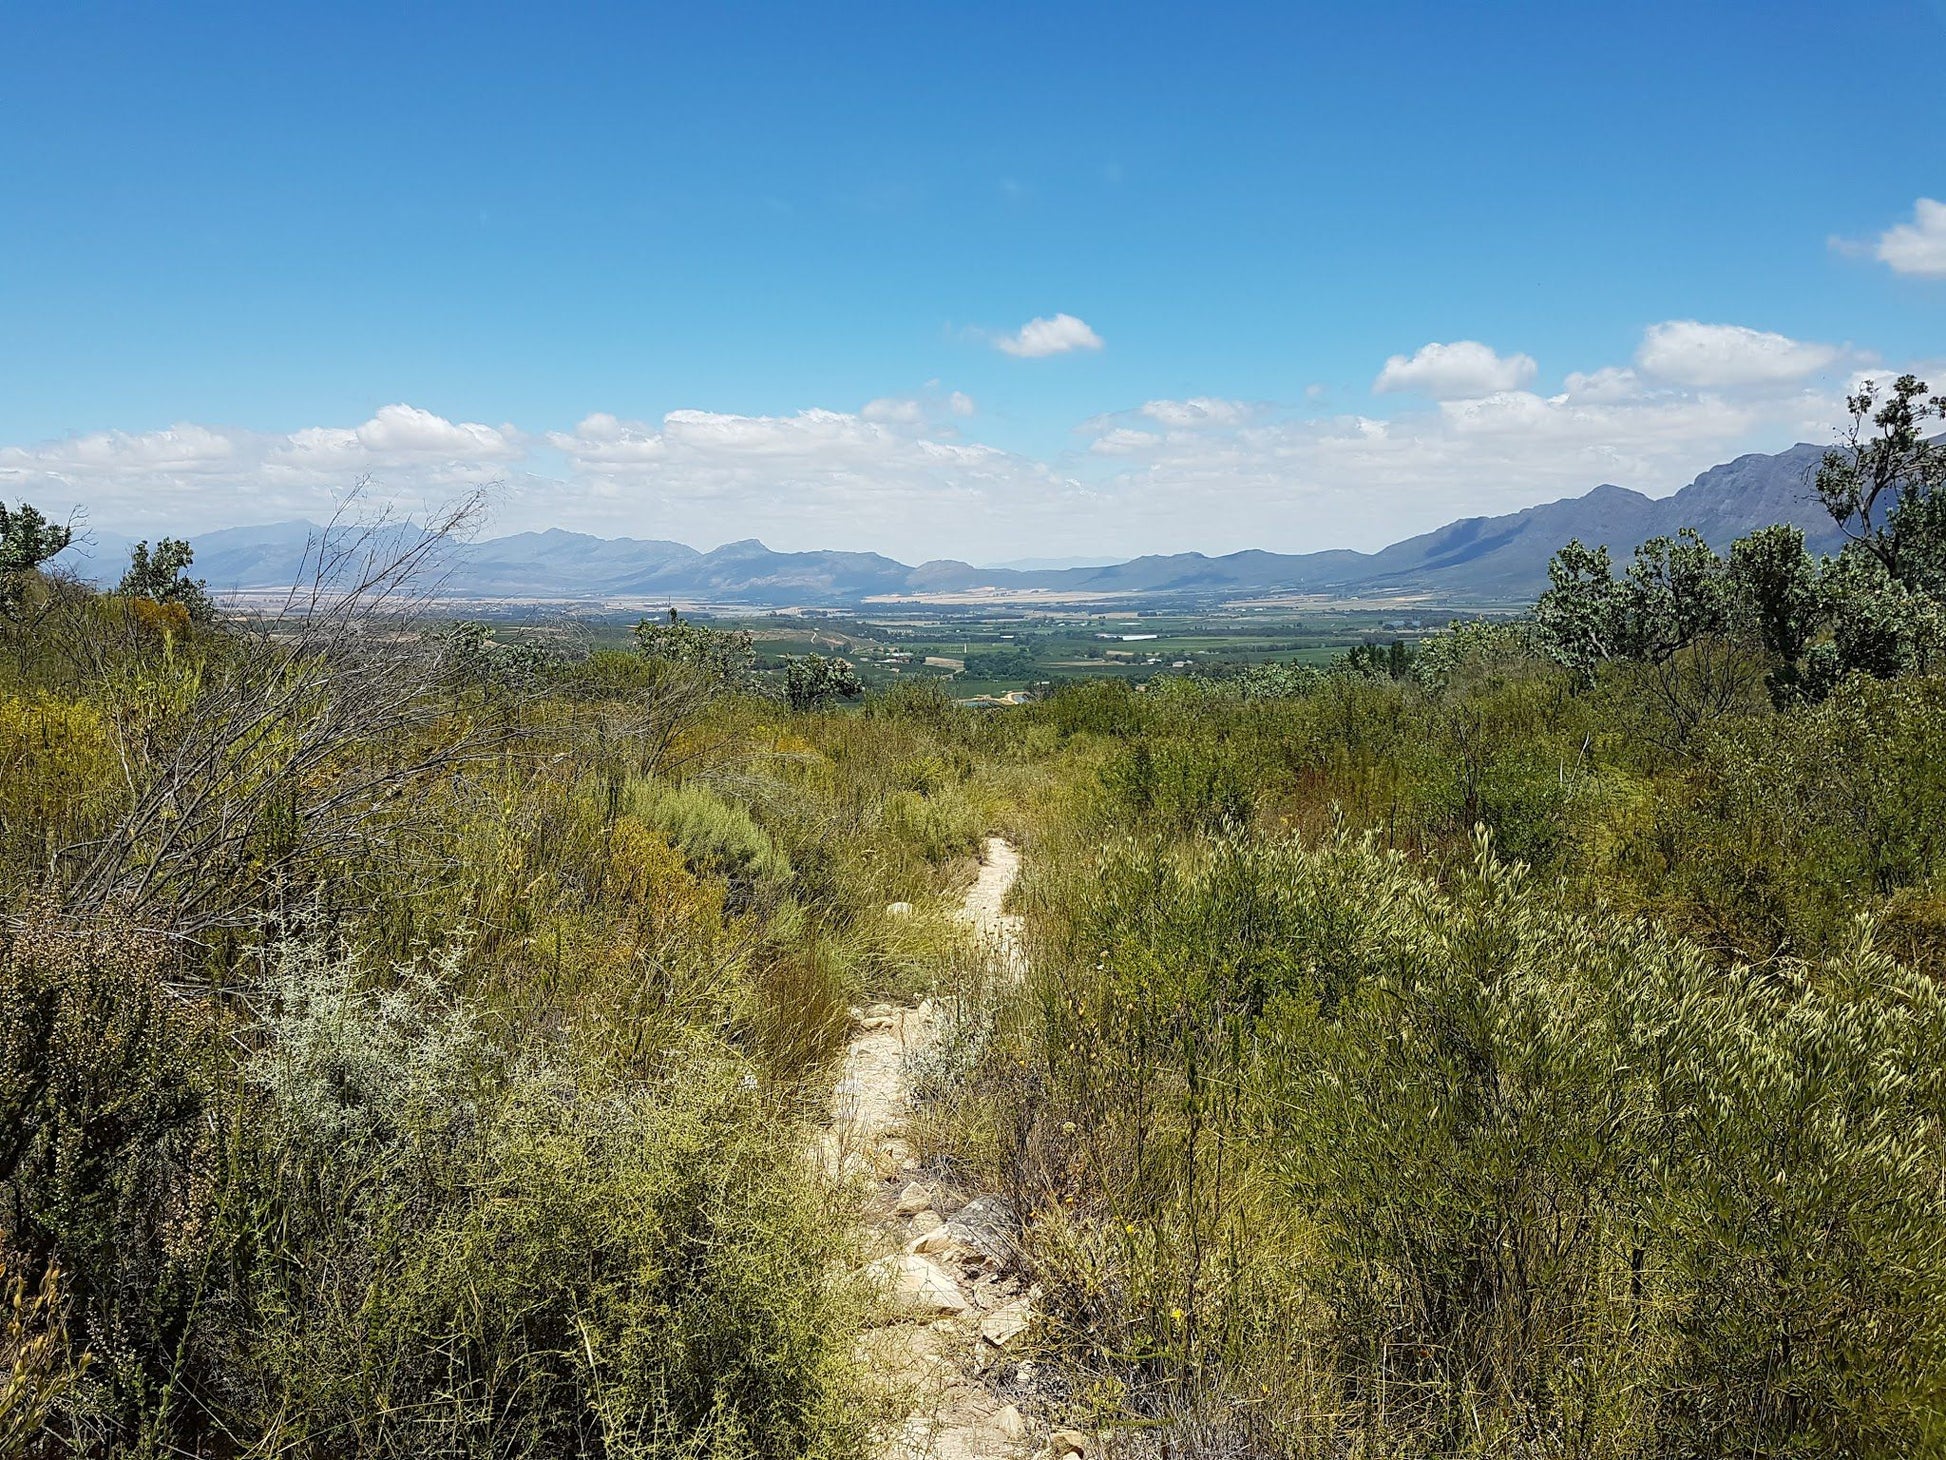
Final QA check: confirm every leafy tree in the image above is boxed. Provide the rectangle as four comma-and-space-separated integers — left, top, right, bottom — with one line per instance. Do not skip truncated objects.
1820, 551, 1945, 684
1815, 374, 1946, 591
1725, 524, 1822, 702
0, 501, 74, 617
1725, 524, 1819, 662
1613, 529, 1730, 662
1222, 659, 1325, 699
781, 652, 862, 712
438, 621, 562, 689
632, 608, 755, 689
119, 537, 215, 623
1534, 530, 1730, 675
1337, 640, 1414, 679
1531, 539, 1619, 678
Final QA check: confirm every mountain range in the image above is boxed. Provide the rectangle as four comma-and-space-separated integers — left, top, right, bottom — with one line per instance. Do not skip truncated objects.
53, 441, 1843, 608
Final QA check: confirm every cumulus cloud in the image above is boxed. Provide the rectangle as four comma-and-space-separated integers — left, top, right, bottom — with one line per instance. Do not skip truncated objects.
1373, 341, 1538, 399
1635, 320, 1838, 387
0, 405, 521, 531
861, 397, 925, 425
994, 313, 1104, 358
2, 325, 1902, 565
542, 405, 1082, 553
1560, 366, 1643, 402
1090, 428, 1163, 455
861, 391, 976, 427
1871, 198, 1946, 279
1139, 397, 1253, 428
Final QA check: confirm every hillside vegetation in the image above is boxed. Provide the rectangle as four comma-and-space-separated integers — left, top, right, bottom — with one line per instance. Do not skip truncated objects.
4, 377, 1946, 1457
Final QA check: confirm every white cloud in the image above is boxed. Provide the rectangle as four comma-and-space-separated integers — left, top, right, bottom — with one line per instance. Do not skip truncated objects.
1090, 428, 1162, 455
993, 313, 1104, 358
1635, 320, 1838, 387
3, 335, 1914, 564
1873, 198, 1946, 279
1373, 340, 1537, 399
542, 406, 1081, 553
1561, 366, 1643, 402
1139, 397, 1253, 428
860, 391, 977, 427
861, 397, 925, 425
0, 406, 521, 532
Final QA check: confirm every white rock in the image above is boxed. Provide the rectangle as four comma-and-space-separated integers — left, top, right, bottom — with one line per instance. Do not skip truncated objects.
895, 1181, 933, 1215
909, 1208, 945, 1236
886, 901, 914, 917
993, 1404, 1026, 1440
868, 1253, 968, 1315
980, 1295, 1033, 1348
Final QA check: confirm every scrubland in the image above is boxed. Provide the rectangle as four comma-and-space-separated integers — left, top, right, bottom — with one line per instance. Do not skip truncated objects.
7, 391, 1946, 1457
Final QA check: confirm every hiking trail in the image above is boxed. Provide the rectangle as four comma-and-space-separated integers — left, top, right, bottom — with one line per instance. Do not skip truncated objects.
819, 837, 1054, 1460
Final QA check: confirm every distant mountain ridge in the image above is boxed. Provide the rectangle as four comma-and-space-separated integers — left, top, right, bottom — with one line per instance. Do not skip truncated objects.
53, 441, 1844, 607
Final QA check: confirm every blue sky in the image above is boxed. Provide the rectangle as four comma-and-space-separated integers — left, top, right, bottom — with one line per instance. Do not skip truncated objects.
4, 0, 1943, 561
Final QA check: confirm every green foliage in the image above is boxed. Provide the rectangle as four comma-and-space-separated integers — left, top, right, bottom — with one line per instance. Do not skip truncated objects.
782, 652, 863, 712
1033, 676, 1144, 738
1098, 738, 1254, 835
201, 943, 867, 1459
1334, 639, 1414, 679
863, 676, 957, 727
439, 619, 565, 688
633, 608, 756, 689
626, 775, 793, 888
117, 538, 214, 624
1410, 616, 1545, 694
990, 831, 1946, 1454
0, 904, 211, 1444
962, 647, 1036, 679
1534, 529, 1732, 675
1815, 373, 1946, 591
0, 502, 73, 618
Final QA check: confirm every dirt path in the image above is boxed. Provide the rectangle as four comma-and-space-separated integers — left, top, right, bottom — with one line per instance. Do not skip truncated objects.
820, 837, 1034, 1460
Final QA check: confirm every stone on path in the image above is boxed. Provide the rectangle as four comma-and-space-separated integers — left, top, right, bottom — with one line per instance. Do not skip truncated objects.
868, 1252, 969, 1316
895, 1181, 933, 1215
980, 1295, 1033, 1349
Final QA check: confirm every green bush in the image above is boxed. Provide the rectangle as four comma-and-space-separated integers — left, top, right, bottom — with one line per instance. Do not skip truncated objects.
204, 943, 867, 1460
625, 775, 792, 889
990, 831, 1946, 1454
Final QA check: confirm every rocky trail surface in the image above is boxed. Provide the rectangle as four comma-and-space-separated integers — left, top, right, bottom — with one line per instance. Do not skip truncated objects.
817, 838, 1091, 1460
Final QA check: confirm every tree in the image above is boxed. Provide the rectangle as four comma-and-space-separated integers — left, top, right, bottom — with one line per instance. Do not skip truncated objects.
1815, 374, 1946, 591
119, 537, 215, 623
632, 608, 755, 689
1531, 540, 1622, 678
1533, 531, 1730, 676
781, 653, 862, 712
0, 501, 74, 617
438, 621, 562, 691
1725, 524, 1822, 703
